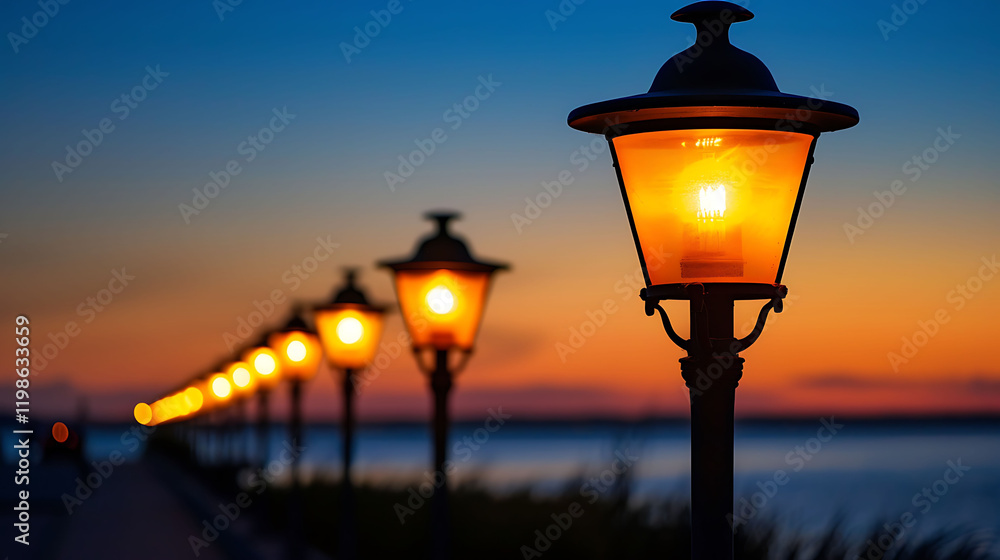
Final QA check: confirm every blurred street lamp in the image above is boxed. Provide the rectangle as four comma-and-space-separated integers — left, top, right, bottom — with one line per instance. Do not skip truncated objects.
134, 403, 153, 426
269, 310, 322, 560
566, 3, 858, 558
314, 268, 387, 560
243, 342, 283, 467
227, 361, 256, 464
379, 212, 508, 560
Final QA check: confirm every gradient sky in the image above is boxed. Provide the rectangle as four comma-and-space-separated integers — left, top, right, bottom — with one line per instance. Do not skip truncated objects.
2, 0, 999, 421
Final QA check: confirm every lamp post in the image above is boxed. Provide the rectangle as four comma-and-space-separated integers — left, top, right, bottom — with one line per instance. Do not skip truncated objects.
207, 370, 234, 465
379, 212, 508, 560
566, 3, 857, 559
243, 342, 282, 468
314, 268, 387, 560
227, 361, 257, 465
269, 310, 322, 560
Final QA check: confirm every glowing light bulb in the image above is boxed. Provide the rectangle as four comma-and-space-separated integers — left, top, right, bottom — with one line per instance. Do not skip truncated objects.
134, 403, 152, 425
426, 285, 455, 314
286, 340, 307, 362
232, 367, 251, 388
254, 352, 276, 375
212, 376, 232, 398
698, 185, 726, 221
337, 317, 364, 344
184, 387, 203, 412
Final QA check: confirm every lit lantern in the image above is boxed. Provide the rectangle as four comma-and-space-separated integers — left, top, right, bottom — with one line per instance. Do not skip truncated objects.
134, 402, 153, 425
567, 5, 858, 296
182, 385, 205, 415
314, 269, 387, 371
379, 213, 508, 352
210, 372, 233, 402
227, 361, 257, 396
268, 311, 322, 382
243, 344, 282, 390
565, 4, 858, 560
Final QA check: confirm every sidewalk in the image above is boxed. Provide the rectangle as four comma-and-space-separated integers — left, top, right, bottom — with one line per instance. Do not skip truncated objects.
52, 462, 230, 560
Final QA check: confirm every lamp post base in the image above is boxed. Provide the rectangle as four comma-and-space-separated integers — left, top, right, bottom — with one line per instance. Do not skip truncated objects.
682, 355, 743, 560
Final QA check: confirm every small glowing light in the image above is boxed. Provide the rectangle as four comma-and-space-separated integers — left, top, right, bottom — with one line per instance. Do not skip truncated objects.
426, 285, 455, 314
254, 352, 276, 375
695, 137, 722, 148
336, 317, 364, 344
212, 376, 232, 398
52, 422, 69, 443
184, 387, 204, 412
698, 185, 726, 220
286, 340, 307, 362
134, 403, 153, 425
232, 367, 252, 388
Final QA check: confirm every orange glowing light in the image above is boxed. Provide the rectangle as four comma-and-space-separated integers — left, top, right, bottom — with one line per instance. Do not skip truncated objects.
52, 422, 69, 443
244, 346, 282, 390
269, 329, 322, 382
211, 374, 232, 399
227, 361, 256, 394
612, 128, 813, 284
134, 403, 153, 425
315, 307, 385, 370
393, 269, 492, 350
183, 386, 204, 414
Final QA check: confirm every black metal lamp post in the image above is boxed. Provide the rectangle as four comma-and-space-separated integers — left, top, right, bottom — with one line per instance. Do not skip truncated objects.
379, 212, 508, 560
566, 3, 858, 559
314, 269, 388, 560
269, 310, 322, 560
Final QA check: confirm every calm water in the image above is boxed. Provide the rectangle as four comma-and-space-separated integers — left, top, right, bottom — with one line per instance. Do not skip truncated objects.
12, 418, 1000, 545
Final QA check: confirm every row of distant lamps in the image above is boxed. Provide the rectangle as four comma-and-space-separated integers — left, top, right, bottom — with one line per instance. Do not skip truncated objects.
133, 212, 506, 560
134, 211, 505, 428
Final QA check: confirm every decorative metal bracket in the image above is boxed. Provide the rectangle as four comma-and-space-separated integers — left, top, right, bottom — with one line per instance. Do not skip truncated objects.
413, 346, 473, 376
642, 289, 690, 351
640, 283, 787, 354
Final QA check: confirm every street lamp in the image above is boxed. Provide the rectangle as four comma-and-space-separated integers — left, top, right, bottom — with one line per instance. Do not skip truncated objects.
566, 3, 857, 559
314, 268, 387, 560
243, 342, 283, 467
379, 211, 508, 560
269, 310, 322, 560
227, 361, 257, 465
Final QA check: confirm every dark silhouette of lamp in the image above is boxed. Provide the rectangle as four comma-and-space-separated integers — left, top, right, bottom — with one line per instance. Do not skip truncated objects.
379, 212, 508, 560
